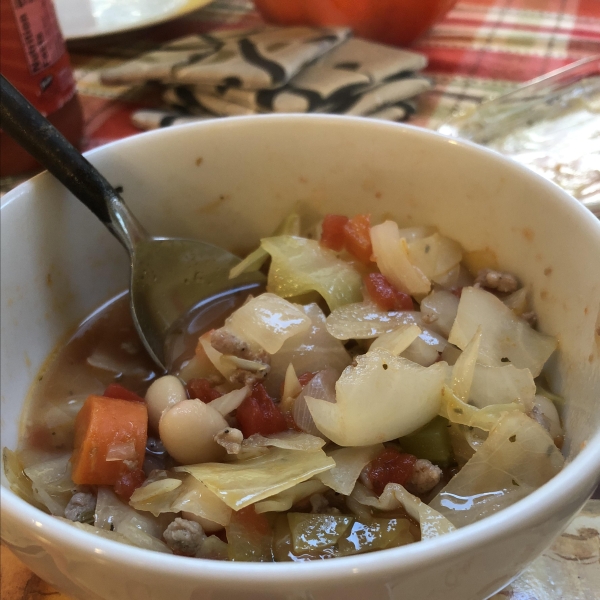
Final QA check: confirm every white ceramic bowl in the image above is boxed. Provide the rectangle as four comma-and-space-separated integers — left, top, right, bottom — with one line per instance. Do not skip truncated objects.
1, 115, 599, 600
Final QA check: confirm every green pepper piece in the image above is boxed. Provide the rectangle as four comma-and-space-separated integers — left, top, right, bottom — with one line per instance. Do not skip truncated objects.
337, 517, 414, 556
398, 416, 454, 467
287, 513, 353, 553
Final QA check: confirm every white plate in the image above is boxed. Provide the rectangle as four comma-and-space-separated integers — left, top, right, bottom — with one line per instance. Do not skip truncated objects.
55, 0, 213, 40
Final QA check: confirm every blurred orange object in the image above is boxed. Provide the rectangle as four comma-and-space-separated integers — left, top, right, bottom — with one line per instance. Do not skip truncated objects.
253, 0, 458, 47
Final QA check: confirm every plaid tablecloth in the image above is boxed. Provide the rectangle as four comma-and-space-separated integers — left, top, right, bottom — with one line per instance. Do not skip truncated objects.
68, 0, 600, 150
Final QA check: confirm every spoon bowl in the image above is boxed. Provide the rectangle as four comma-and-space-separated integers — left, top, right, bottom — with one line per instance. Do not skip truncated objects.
0, 75, 264, 371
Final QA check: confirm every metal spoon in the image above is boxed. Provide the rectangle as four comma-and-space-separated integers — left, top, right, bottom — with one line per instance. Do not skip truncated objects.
0, 75, 264, 372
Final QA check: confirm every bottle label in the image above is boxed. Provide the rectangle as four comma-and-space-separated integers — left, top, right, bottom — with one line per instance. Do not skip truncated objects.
11, 0, 66, 75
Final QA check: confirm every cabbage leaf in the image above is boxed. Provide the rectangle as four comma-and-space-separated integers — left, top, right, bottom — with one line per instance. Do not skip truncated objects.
448, 287, 557, 376
407, 233, 463, 283
261, 236, 362, 310
177, 447, 335, 510
306, 349, 449, 446
429, 412, 564, 527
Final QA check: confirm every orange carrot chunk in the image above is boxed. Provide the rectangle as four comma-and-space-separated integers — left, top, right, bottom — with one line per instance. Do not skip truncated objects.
71, 395, 148, 486
343, 214, 372, 263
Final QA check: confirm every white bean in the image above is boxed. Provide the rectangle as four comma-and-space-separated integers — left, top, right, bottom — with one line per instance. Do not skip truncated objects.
145, 375, 187, 431
159, 399, 227, 464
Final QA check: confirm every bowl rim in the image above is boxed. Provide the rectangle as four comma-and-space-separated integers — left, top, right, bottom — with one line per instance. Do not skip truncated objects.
2, 113, 600, 584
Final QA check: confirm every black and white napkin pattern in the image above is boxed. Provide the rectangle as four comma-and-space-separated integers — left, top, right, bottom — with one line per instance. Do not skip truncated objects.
100, 27, 431, 130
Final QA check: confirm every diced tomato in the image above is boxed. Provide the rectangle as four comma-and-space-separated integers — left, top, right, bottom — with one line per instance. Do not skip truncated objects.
103, 383, 144, 403
365, 448, 417, 496
320, 214, 349, 251
187, 378, 222, 403
114, 468, 146, 501
236, 383, 288, 437
343, 214, 372, 263
298, 372, 316, 387
364, 273, 414, 311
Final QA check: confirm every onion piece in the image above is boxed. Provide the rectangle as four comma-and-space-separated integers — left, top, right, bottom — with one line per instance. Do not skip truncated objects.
316, 445, 383, 495
326, 302, 421, 340
106, 440, 138, 462
282, 363, 302, 402
261, 235, 363, 310
208, 386, 250, 417
369, 324, 421, 356
397, 225, 437, 242
400, 328, 447, 367
502, 287, 529, 316
448, 287, 557, 377
419, 290, 460, 338
293, 368, 338, 437
306, 349, 449, 446
198, 333, 236, 380
242, 431, 326, 452
370, 221, 430, 296
351, 482, 455, 539
222, 293, 311, 355
254, 480, 328, 514
267, 303, 350, 397
407, 233, 463, 283
529, 394, 563, 444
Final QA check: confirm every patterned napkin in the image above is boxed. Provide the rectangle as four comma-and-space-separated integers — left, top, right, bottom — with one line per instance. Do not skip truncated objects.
100, 26, 431, 130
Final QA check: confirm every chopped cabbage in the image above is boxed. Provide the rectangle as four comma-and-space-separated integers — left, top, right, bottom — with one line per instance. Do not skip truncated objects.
261, 236, 362, 310
177, 447, 335, 510
24, 453, 76, 516
337, 517, 414, 555
229, 213, 302, 280
470, 364, 536, 409
306, 349, 449, 446
429, 412, 564, 527
370, 221, 430, 296
58, 518, 174, 552
254, 480, 327, 514
221, 293, 312, 354
2, 448, 45, 511
440, 384, 525, 431
351, 482, 455, 539
316, 445, 383, 495
407, 233, 463, 283
450, 327, 481, 401
326, 302, 421, 339
448, 287, 557, 376
267, 303, 350, 396
170, 475, 232, 526
129, 474, 233, 526
400, 327, 448, 367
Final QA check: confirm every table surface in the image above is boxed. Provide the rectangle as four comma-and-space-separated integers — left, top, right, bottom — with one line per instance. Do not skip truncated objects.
2, 0, 600, 598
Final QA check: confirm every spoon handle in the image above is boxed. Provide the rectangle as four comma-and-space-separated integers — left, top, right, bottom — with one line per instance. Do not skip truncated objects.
0, 75, 147, 254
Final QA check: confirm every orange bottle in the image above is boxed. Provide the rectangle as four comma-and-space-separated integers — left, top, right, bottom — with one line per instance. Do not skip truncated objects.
0, 0, 83, 178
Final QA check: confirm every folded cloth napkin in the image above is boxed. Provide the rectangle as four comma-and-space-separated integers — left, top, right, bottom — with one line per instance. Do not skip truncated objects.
100, 26, 431, 130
